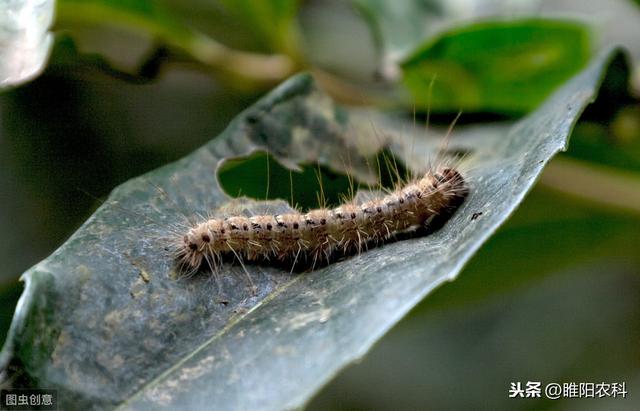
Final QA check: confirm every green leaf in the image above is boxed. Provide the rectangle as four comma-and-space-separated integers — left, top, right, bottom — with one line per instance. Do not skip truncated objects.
401, 19, 592, 114
216, 0, 301, 56
55, 0, 295, 83
0, 48, 625, 410
55, 0, 200, 52
0, 0, 54, 88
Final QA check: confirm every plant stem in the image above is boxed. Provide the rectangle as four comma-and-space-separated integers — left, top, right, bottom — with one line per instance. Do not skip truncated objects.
540, 156, 640, 216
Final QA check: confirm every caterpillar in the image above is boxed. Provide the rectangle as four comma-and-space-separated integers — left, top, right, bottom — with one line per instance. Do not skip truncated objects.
175, 164, 468, 274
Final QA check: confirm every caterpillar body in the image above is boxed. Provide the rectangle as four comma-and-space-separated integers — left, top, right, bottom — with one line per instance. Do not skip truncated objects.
176, 165, 468, 273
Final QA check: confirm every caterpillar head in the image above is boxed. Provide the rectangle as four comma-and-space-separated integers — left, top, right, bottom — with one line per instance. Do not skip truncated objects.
434, 168, 469, 201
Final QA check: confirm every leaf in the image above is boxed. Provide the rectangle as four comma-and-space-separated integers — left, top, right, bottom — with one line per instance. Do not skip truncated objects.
0, 48, 625, 410
559, 53, 640, 171
421, 188, 640, 311
55, 0, 202, 49
0, 0, 55, 88
54, 0, 295, 83
216, 0, 301, 55
401, 19, 592, 114
355, 0, 640, 97
312, 256, 640, 410
352, 0, 449, 60
351, 0, 559, 71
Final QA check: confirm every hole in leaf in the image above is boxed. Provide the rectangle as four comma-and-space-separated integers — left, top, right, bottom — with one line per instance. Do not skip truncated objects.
218, 150, 410, 211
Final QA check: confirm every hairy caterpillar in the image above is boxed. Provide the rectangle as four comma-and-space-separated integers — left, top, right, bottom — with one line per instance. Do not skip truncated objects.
175, 163, 468, 274
120, 75, 474, 280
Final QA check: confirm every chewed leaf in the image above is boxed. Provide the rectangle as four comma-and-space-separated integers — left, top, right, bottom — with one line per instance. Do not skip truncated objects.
0, 49, 626, 410
0, 0, 54, 88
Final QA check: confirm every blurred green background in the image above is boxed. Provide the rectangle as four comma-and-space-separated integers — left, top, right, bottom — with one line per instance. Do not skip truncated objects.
1, 0, 639, 409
